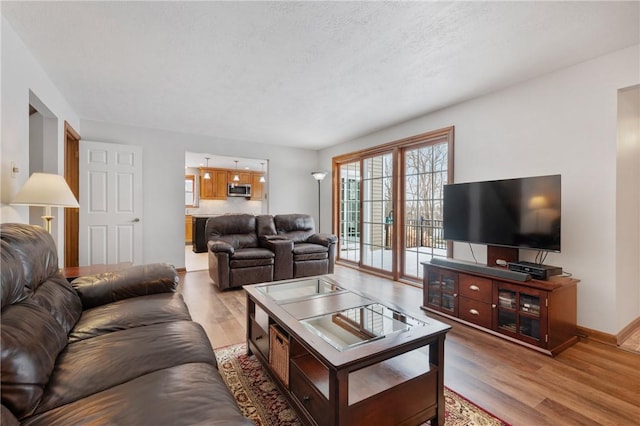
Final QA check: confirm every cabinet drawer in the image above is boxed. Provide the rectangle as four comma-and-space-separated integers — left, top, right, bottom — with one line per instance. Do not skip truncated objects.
289, 362, 328, 426
459, 274, 492, 303
459, 297, 493, 329
250, 319, 269, 358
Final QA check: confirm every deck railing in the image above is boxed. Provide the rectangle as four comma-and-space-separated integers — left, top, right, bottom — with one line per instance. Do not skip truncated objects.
386, 218, 445, 249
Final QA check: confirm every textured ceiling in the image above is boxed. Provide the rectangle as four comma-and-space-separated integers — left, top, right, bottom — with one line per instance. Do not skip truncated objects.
2, 1, 639, 150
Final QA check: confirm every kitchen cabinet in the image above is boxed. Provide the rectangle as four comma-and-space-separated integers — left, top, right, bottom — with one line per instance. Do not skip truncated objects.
251, 173, 265, 200
200, 168, 227, 200
192, 215, 216, 253
185, 215, 192, 244
228, 171, 251, 185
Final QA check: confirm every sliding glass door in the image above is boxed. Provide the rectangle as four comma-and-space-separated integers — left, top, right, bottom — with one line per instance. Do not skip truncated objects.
402, 143, 449, 279
334, 127, 453, 284
361, 153, 393, 273
338, 161, 360, 263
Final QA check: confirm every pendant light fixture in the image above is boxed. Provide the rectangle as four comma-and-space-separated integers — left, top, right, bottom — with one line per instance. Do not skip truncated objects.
203, 157, 211, 180
259, 162, 266, 183
233, 160, 240, 182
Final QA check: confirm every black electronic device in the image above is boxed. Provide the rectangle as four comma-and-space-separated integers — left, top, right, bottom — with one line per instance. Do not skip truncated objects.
443, 174, 561, 252
431, 257, 531, 282
507, 261, 562, 280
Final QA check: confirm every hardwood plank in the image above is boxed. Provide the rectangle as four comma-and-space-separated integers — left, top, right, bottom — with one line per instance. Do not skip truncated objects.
178, 266, 640, 425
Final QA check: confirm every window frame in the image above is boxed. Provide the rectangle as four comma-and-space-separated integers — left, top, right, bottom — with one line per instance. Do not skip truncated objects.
332, 126, 454, 285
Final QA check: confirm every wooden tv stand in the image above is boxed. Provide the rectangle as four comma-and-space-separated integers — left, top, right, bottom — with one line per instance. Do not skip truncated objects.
421, 259, 579, 356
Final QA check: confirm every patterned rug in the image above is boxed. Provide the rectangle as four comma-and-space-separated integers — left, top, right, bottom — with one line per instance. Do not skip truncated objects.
215, 343, 508, 426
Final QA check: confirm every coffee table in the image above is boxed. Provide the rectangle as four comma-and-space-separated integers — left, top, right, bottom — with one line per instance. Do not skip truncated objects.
245, 276, 451, 426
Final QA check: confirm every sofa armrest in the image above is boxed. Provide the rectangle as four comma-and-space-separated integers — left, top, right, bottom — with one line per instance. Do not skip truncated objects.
260, 235, 289, 241
260, 237, 294, 281
307, 233, 338, 246
208, 240, 235, 254
71, 263, 178, 310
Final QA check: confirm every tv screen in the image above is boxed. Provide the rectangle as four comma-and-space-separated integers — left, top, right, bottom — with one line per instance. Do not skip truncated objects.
443, 175, 561, 252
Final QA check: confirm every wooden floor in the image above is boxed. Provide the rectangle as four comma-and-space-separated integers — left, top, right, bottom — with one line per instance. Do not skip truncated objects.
179, 267, 640, 426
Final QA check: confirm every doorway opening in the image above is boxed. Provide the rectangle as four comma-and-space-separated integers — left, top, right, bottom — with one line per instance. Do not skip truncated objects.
184, 152, 269, 272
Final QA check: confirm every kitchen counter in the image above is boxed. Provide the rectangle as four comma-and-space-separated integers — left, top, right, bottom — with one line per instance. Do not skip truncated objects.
191, 215, 218, 253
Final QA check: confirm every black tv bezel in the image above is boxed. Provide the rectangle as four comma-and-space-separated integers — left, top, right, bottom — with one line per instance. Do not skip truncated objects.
442, 174, 561, 253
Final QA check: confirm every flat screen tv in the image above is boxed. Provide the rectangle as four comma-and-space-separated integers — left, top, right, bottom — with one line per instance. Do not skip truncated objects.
443, 174, 561, 252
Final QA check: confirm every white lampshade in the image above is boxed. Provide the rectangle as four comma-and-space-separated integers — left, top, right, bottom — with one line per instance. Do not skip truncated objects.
12, 173, 79, 232
12, 173, 79, 208
311, 171, 327, 181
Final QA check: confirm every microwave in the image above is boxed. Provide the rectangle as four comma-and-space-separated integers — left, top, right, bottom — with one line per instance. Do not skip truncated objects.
228, 184, 252, 197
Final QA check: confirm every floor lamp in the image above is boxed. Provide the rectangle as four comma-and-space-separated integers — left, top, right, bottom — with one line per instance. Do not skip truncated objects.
11, 173, 80, 233
311, 171, 327, 231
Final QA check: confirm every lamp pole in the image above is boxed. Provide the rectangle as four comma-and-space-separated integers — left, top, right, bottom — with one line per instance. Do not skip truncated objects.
311, 171, 327, 231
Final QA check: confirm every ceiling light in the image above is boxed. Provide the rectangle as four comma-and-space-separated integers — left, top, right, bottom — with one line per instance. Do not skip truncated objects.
233, 160, 240, 182
203, 157, 211, 179
259, 162, 266, 183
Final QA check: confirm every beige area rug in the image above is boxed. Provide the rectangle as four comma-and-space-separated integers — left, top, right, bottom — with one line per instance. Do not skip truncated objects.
215, 343, 509, 426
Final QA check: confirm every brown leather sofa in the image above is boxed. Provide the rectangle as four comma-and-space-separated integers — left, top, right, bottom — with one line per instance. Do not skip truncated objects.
206, 213, 337, 290
0, 223, 251, 426
206, 214, 276, 290
266, 213, 338, 279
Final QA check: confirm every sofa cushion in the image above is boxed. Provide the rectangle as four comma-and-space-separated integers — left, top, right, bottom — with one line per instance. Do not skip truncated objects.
205, 214, 259, 249
25, 277, 82, 336
0, 240, 26, 309
68, 293, 192, 343
35, 321, 216, 414
20, 363, 251, 426
293, 243, 329, 262
293, 243, 328, 255
229, 248, 275, 269
274, 214, 316, 243
71, 263, 178, 310
1, 303, 67, 419
0, 223, 60, 294
256, 214, 276, 237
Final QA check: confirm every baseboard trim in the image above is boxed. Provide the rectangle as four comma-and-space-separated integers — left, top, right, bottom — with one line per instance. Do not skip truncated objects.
576, 326, 617, 346
175, 267, 187, 273
577, 317, 640, 347
616, 316, 640, 346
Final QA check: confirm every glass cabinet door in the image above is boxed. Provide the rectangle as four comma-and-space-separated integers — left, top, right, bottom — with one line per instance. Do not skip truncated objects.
425, 267, 458, 315
494, 282, 547, 347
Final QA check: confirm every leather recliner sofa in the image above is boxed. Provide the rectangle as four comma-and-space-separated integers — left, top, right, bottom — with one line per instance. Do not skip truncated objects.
206, 213, 338, 290
0, 223, 251, 426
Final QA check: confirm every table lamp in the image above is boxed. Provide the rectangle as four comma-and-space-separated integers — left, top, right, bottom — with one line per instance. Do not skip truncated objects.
11, 172, 79, 233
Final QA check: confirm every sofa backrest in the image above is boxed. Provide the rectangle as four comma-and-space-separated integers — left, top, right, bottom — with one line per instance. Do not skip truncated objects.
274, 214, 316, 243
0, 224, 82, 333
205, 214, 259, 249
256, 215, 276, 238
1, 223, 83, 419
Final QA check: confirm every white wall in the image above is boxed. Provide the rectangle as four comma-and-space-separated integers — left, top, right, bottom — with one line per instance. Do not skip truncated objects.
0, 17, 80, 261
80, 120, 319, 268
319, 45, 640, 335
616, 85, 640, 335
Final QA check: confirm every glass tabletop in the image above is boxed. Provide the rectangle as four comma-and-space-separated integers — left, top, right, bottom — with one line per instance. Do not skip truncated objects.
300, 303, 428, 351
257, 278, 343, 302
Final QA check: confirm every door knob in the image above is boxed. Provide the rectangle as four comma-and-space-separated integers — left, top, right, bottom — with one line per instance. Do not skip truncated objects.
132, 218, 140, 223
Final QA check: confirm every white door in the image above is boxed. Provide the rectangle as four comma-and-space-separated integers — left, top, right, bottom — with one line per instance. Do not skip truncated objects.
79, 140, 143, 266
